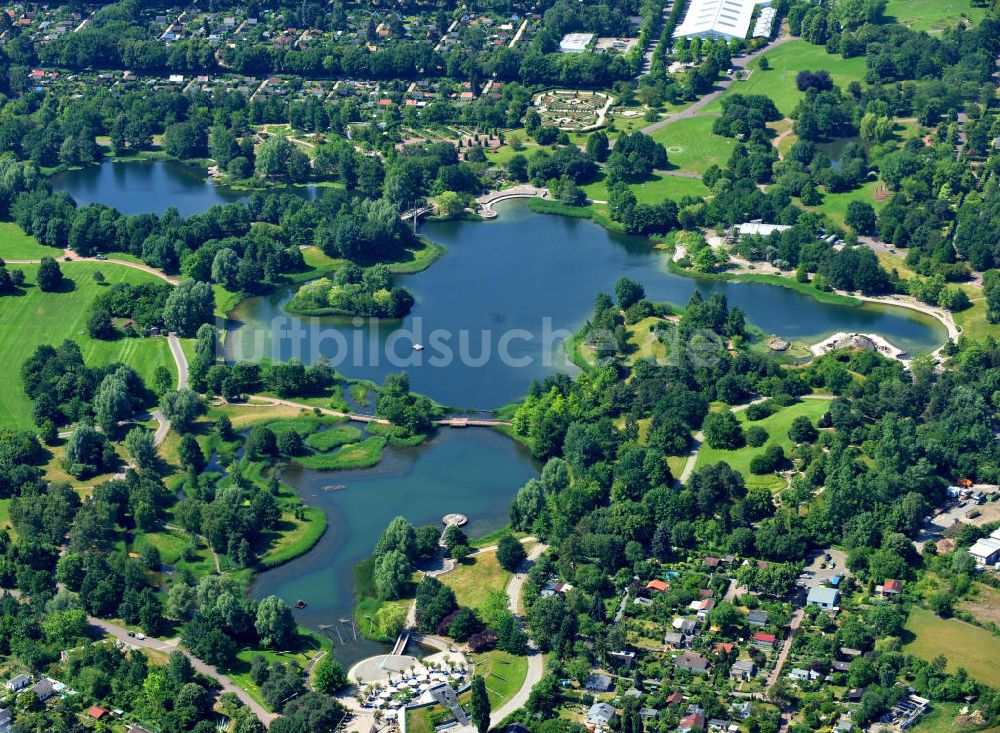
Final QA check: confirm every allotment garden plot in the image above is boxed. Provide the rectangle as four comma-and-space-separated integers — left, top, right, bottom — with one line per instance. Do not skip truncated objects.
532, 90, 613, 131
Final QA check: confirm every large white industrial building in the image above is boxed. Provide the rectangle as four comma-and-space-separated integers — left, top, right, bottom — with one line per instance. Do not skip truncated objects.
673, 0, 767, 40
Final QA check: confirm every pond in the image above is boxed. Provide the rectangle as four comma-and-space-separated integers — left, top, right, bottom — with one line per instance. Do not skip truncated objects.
228, 199, 947, 409
250, 427, 539, 666
49, 159, 320, 217
815, 136, 863, 171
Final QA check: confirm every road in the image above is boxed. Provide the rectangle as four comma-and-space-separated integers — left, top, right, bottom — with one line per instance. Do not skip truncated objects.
491, 541, 548, 726
87, 617, 277, 724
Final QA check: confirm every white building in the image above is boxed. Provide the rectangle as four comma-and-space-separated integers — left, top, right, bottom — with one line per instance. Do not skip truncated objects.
752, 6, 777, 37
969, 530, 1000, 567
731, 221, 791, 238
673, 0, 759, 40
806, 587, 840, 609
559, 32, 594, 53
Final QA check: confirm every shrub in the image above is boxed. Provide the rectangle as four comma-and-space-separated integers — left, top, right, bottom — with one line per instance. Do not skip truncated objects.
746, 425, 769, 447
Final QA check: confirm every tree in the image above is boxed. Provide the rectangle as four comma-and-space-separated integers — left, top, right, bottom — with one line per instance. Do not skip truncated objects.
65, 420, 110, 477
614, 277, 645, 310
375, 515, 417, 561
313, 656, 347, 694
211, 248, 240, 290
788, 415, 818, 443
247, 426, 278, 459
845, 201, 876, 234
87, 308, 115, 339
497, 533, 527, 572
470, 676, 491, 733
179, 434, 205, 472
759, 56, 770, 70
93, 371, 135, 433
160, 389, 202, 432
125, 427, 157, 469
255, 596, 296, 649
373, 550, 412, 600
703, 412, 745, 449
37, 257, 63, 292
163, 279, 214, 337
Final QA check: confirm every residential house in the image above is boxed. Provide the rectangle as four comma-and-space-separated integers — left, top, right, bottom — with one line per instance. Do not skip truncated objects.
5, 675, 30, 692
673, 618, 698, 635
646, 579, 669, 593
689, 599, 714, 618
586, 702, 616, 728
839, 647, 862, 658
844, 688, 865, 703
730, 659, 756, 681
674, 652, 710, 674
666, 692, 684, 706
879, 579, 903, 597
32, 679, 53, 701
703, 556, 721, 570
639, 708, 659, 721
788, 668, 821, 682
747, 610, 768, 627
831, 660, 851, 672
584, 674, 613, 693
751, 632, 776, 650
86, 707, 109, 720
806, 587, 840, 610
610, 650, 636, 668
664, 632, 688, 649
714, 642, 735, 655
633, 597, 653, 609
678, 711, 706, 732
0, 709, 11, 733
698, 588, 715, 599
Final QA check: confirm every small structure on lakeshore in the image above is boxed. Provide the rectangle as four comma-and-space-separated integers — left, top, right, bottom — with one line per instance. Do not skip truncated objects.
768, 338, 789, 352
442, 513, 467, 528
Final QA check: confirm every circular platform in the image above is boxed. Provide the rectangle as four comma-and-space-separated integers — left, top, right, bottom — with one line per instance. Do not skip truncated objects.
442, 513, 467, 527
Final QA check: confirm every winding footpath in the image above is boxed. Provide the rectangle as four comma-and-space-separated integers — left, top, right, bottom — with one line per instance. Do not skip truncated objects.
490, 541, 548, 726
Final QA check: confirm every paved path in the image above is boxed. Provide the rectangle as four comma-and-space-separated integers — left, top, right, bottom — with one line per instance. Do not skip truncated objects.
168, 333, 189, 389
611, 34, 797, 149
244, 395, 510, 429
7, 251, 179, 285
766, 607, 803, 688
476, 185, 549, 217
87, 617, 277, 724
491, 542, 548, 726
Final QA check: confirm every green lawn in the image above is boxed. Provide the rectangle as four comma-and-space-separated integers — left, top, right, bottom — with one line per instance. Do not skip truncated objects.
305, 425, 364, 451
0, 223, 63, 260
440, 550, 512, 610
583, 171, 710, 205
904, 607, 1000, 688
0, 261, 177, 429
703, 41, 868, 117
649, 116, 738, 175
472, 649, 528, 709
797, 180, 889, 227
694, 397, 832, 490
884, 0, 986, 31
294, 435, 387, 470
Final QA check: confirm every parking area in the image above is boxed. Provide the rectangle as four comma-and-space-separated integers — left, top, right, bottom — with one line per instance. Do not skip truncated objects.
797, 548, 848, 594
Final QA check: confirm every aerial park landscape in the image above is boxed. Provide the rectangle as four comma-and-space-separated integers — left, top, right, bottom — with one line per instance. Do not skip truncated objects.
0, 0, 998, 731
